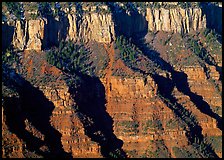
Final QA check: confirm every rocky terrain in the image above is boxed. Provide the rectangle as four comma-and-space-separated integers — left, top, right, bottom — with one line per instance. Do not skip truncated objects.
2, 2, 222, 158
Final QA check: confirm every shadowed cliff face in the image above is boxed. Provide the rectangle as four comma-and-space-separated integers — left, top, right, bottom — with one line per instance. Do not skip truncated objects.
200, 3, 222, 35
2, 2, 222, 158
43, 11, 69, 49
112, 10, 148, 38
68, 73, 127, 158
171, 71, 222, 131
2, 67, 72, 158
2, 24, 14, 51
134, 40, 222, 132
125, 34, 220, 157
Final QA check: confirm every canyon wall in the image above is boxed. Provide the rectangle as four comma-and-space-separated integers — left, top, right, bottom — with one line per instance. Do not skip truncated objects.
2, 5, 210, 51
2, 72, 222, 158
201, 4, 222, 34
146, 7, 206, 34
2, 3, 222, 158
100, 76, 190, 157
3, 12, 115, 50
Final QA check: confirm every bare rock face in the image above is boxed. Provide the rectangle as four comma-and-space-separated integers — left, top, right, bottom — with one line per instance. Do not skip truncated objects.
81, 13, 115, 43
146, 7, 206, 34
67, 13, 115, 43
100, 75, 189, 157
3, 5, 209, 51
9, 12, 115, 50
12, 21, 26, 50
2, 5, 210, 51
26, 19, 46, 50
11, 19, 46, 50
67, 14, 77, 41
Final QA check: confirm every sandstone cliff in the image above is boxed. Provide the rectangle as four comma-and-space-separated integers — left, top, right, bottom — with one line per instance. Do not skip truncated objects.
2, 4, 209, 51
3, 12, 115, 50
2, 2, 222, 158
146, 7, 206, 34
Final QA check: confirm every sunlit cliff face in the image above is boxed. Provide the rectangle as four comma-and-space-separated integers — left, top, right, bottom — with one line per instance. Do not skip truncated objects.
2, 2, 222, 158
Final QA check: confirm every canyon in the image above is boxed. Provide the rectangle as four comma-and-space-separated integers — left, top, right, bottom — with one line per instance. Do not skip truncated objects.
3, 2, 222, 51
2, 2, 222, 158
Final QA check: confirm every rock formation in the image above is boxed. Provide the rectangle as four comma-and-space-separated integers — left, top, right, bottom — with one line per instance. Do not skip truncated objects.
2, 4, 209, 51
2, 2, 222, 159
146, 7, 206, 34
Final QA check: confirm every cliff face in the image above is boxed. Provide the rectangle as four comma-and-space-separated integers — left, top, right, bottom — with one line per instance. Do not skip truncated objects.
4, 13, 115, 50
7, 19, 46, 50
100, 76, 189, 157
201, 3, 222, 34
77, 13, 115, 43
2, 2, 222, 159
146, 7, 206, 34
2, 5, 209, 51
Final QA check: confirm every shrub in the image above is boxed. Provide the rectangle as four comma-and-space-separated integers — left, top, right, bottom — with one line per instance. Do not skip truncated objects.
30, 13, 38, 20
187, 37, 216, 66
39, 2, 53, 17
2, 48, 20, 66
5, 2, 22, 19
46, 40, 93, 76
178, 2, 191, 9
115, 36, 139, 64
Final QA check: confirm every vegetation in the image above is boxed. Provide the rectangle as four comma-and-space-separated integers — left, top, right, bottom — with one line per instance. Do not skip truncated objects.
46, 40, 93, 76
30, 13, 38, 20
142, 119, 163, 134
38, 2, 53, 18
172, 147, 197, 158
187, 37, 216, 66
2, 47, 20, 67
118, 120, 139, 135
178, 2, 192, 9
4, 2, 23, 19
115, 36, 138, 64
202, 29, 222, 55
205, 136, 222, 153
192, 140, 216, 158
108, 148, 126, 158
75, 2, 83, 15
133, 2, 147, 9
165, 119, 179, 129
145, 140, 170, 158
126, 149, 138, 157
152, 2, 162, 9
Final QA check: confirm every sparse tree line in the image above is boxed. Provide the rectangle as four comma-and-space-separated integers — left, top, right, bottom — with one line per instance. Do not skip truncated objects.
115, 35, 140, 64
46, 40, 93, 76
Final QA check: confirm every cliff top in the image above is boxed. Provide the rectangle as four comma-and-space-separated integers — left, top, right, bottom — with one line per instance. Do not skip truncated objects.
2, 2, 221, 22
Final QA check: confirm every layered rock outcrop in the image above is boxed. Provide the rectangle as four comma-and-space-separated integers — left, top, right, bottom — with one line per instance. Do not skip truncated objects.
146, 7, 206, 34
3, 12, 115, 50
2, 2, 222, 158
100, 75, 191, 157
2, 5, 209, 51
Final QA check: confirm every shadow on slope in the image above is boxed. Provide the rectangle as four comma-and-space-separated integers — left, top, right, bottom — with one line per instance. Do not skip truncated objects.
68, 73, 127, 158
127, 41, 219, 158
134, 39, 222, 132
2, 66, 72, 158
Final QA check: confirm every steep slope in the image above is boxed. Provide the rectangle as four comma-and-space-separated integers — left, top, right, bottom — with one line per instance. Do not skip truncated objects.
2, 2, 222, 159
